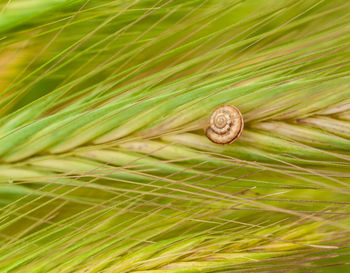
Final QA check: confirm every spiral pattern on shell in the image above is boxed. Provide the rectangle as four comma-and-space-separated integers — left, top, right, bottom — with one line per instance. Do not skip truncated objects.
206, 105, 244, 144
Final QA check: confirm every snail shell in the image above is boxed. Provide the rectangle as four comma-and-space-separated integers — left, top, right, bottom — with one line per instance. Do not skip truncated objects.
206, 105, 244, 144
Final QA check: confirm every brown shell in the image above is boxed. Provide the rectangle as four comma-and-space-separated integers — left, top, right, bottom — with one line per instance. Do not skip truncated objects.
205, 105, 244, 144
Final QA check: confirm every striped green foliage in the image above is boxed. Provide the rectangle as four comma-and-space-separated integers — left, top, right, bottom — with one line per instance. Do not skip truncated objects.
0, 0, 349, 272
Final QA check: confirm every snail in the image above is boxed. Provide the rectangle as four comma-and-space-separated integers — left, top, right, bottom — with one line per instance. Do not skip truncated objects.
205, 105, 244, 144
